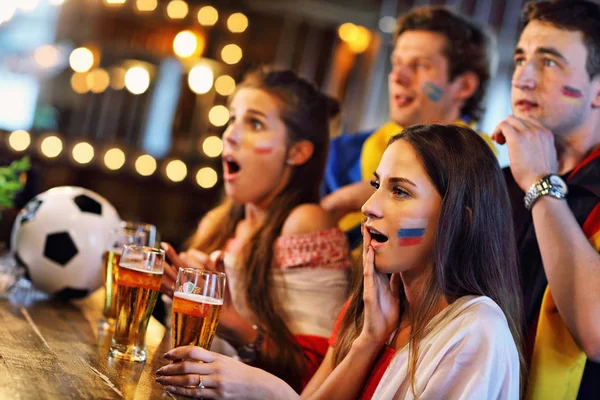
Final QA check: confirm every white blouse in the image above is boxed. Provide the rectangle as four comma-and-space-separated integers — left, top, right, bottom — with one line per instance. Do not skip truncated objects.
373, 296, 520, 400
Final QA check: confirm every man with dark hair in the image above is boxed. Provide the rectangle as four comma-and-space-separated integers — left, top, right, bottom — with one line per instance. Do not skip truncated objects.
321, 6, 496, 245
493, 1, 600, 398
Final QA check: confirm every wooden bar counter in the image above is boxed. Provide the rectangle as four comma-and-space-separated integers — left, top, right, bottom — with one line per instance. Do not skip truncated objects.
0, 289, 182, 399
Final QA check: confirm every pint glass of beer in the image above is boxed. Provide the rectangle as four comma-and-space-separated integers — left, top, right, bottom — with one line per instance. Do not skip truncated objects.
172, 268, 226, 350
101, 227, 148, 330
109, 245, 165, 362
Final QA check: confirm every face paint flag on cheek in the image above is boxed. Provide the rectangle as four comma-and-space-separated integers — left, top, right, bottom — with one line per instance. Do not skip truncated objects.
397, 218, 427, 246
422, 82, 443, 102
253, 140, 274, 154
561, 85, 584, 104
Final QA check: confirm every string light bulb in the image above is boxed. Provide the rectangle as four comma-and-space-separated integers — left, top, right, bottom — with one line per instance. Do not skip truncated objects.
72, 142, 94, 164
40, 136, 63, 158
8, 130, 31, 152
135, 154, 157, 176
165, 160, 187, 182
197, 6, 218, 26
196, 167, 218, 188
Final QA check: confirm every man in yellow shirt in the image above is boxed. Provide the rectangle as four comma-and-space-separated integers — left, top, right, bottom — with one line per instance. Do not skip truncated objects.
321, 6, 496, 245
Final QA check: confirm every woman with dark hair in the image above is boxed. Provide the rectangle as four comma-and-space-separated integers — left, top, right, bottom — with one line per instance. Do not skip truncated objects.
156, 124, 523, 399
159, 67, 351, 392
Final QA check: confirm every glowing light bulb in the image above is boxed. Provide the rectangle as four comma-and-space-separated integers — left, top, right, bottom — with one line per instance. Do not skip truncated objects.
72, 142, 94, 164
40, 136, 63, 158
202, 136, 223, 158
8, 130, 31, 152
196, 167, 217, 188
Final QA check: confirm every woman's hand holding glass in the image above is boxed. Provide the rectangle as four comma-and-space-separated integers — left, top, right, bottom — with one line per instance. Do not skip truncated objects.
156, 346, 287, 400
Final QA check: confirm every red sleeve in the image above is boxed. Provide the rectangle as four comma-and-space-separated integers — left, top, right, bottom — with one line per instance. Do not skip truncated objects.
295, 334, 330, 389
328, 298, 351, 347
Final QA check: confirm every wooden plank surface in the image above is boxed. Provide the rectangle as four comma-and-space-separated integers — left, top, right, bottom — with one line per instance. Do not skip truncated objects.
0, 289, 183, 400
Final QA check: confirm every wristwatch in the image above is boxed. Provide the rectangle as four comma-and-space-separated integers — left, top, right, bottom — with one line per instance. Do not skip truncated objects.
524, 174, 568, 211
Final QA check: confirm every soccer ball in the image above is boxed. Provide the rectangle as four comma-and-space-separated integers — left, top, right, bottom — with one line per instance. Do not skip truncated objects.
11, 186, 121, 300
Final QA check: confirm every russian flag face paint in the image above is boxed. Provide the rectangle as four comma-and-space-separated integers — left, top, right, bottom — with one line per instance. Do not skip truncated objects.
252, 140, 274, 154
561, 85, 583, 104
422, 82, 443, 103
397, 218, 427, 246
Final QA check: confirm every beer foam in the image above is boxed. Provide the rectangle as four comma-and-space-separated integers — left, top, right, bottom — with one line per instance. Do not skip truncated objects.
174, 292, 224, 305
119, 262, 163, 275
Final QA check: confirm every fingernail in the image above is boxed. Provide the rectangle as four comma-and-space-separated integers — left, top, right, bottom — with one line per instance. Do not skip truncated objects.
163, 352, 170, 358
161, 242, 168, 251
156, 368, 164, 375
166, 386, 175, 393
155, 377, 164, 383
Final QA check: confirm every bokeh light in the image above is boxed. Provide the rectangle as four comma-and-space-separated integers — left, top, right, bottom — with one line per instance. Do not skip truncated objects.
227, 13, 248, 33
72, 142, 94, 164
196, 167, 218, 188
71, 72, 89, 94
104, 0, 126, 5
166, 0, 188, 19
135, 154, 157, 176
347, 26, 371, 53
208, 105, 229, 127
87, 68, 110, 93
49, 0, 65, 5
338, 23, 358, 42
188, 65, 214, 94
202, 136, 223, 158
165, 160, 187, 182
110, 67, 126, 90
104, 148, 126, 170
173, 30, 197, 58
379, 16, 396, 33
40, 136, 63, 158
0, 4, 16, 23
220, 44, 242, 65
8, 130, 31, 152
125, 66, 150, 95
135, 0, 157, 12
34, 45, 60, 69
69, 47, 94, 73
197, 6, 218, 26
215, 75, 236, 96
19, 0, 39, 12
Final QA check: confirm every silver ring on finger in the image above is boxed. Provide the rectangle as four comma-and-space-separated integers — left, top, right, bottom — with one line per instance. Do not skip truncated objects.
198, 374, 205, 389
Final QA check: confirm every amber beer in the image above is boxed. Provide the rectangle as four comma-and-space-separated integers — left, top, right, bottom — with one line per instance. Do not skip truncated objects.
172, 293, 223, 349
101, 224, 150, 330
102, 250, 121, 325
109, 245, 164, 363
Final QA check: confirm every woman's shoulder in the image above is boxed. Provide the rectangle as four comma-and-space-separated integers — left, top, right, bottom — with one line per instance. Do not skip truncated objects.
434, 296, 515, 347
281, 203, 336, 236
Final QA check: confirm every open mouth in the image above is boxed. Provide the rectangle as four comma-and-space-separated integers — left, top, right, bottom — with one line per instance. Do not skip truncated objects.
223, 156, 241, 176
368, 228, 389, 243
394, 94, 414, 107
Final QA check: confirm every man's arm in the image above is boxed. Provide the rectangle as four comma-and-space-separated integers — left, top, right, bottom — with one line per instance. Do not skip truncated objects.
532, 197, 600, 361
493, 115, 600, 361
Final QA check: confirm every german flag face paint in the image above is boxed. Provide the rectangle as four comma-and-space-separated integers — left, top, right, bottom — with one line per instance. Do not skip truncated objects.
561, 85, 583, 104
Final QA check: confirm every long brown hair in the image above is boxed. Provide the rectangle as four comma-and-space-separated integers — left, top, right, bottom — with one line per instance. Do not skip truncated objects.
190, 67, 338, 391
333, 124, 525, 395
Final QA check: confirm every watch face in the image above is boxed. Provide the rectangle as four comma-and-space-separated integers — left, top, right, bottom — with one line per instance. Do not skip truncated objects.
549, 175, 568, 195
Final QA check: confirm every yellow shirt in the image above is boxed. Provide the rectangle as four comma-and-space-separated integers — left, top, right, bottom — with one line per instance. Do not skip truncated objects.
339, 121, 497, 232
